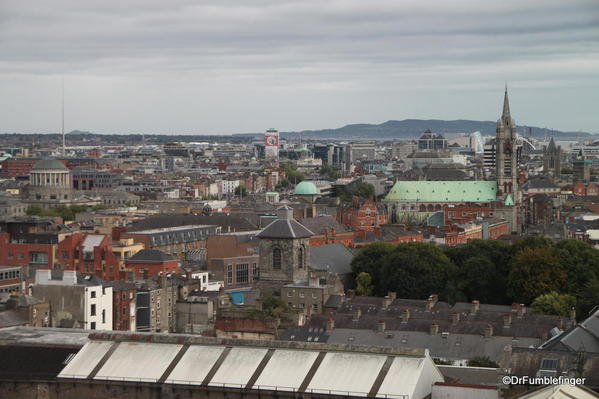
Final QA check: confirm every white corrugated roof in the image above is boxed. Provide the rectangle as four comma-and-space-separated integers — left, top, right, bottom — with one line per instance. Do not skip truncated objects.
57, 336, 443, 398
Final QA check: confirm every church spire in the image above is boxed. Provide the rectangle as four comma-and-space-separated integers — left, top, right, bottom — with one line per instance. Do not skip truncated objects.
502, 83, 511, 119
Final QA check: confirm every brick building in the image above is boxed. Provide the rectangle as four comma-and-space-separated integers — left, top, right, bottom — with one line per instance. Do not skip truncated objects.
297, 216, 354, 247
125, 249, 180, 278
111, 281, 136, 331
337, 197, 387, 232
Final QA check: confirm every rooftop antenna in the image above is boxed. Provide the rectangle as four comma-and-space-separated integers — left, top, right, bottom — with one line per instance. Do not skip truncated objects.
61, 77, 66, 156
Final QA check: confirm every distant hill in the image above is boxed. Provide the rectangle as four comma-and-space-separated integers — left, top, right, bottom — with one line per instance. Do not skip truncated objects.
281, 119, 596, 140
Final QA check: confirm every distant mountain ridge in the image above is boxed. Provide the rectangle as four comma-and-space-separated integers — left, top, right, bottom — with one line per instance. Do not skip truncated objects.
282, 119, 595, 140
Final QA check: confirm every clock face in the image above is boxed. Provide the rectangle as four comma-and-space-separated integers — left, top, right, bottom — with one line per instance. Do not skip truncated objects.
266, 135, 278, 146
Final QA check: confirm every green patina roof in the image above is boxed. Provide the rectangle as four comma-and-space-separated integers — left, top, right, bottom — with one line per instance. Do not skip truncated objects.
504, 194, 514, 206
294, 181, 319, 195
384, 180, 497, 202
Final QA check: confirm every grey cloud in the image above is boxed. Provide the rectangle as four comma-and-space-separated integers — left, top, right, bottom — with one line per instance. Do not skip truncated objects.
0, 0, 598, 133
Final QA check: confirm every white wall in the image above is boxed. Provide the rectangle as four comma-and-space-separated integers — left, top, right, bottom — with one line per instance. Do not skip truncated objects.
432, 384, 499, 399
84, 285, 113, 330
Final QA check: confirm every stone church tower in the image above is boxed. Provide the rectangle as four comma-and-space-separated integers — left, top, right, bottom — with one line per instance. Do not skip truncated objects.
256, 205, 314, 298
543, 137, 561, 178
495, 86, 521, 205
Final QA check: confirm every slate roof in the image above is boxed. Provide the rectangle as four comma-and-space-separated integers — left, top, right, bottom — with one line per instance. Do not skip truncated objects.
127, 249, 176, 263
129, 214, 257, 232
310, 243, 354, 275
540, 308, 599, 353
257, 219, 314, 239
297, 216, 350, 234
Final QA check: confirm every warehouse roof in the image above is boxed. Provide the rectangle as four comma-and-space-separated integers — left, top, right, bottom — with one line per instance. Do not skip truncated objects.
58, 332, 443, 398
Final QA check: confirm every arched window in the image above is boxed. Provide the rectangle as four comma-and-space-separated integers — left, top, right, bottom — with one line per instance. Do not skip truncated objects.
272, 248, 282, 270
298, 246, 304, 269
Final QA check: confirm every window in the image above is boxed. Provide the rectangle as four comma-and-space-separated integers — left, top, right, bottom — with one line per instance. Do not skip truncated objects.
227, 264, 233, 285
298, 246, 304, 269
236, 263, 249, 284
18, 253, 24, 260
102, 309, 106, 324
90, 291, 96, 298
540, 359, 559, 370
8, 252, 13, 260
299, 292, 305, 298
287, 291, 293, 297
252, 263, 258, 281
90, 304, 96, 316
90, 322, 96, 330
312, 304, 318, 312
62, 251, 68, 259
272, 248, 282, 269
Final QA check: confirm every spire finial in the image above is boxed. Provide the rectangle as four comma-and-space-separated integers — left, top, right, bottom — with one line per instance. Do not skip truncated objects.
502, 83, 511, 119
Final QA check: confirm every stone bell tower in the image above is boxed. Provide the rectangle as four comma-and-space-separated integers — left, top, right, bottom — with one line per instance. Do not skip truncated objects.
256, 205, 314, 298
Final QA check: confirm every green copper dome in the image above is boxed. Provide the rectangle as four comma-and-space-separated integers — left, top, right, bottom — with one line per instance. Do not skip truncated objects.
294, 181, 319, 196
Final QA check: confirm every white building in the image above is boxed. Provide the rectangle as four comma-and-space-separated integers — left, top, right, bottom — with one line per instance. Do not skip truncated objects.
33, 270, 113, 330
220, 179, 240, 196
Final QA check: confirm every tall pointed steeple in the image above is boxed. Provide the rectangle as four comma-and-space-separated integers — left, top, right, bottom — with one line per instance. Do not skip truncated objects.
502, 83, 511, 120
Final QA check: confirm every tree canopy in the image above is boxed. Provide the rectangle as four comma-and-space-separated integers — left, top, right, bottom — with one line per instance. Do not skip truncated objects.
351, 238, 599, 320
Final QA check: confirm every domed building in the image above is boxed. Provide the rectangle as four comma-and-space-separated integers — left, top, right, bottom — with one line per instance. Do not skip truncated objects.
294, 181, 319, 196
24, 158, 99, 209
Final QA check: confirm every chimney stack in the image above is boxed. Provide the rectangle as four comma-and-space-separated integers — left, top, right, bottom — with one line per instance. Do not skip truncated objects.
512, 303, 526, 318
401, 309, 410, 323
503, 313, 512, 328
430, 294, 439, 304
430, 322, 439, 336
470, 300, 480, 315
377, 320, 386, 332
388, 291, 397, 301
352, 308, 362, 321
426, 298, 434, 311
485, 324, 493, 338
327, 314, 335, 330
383, 296, 392, 309
451, 312, 460, 325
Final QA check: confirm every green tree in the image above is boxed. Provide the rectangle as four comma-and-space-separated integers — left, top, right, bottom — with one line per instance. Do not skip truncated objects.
26, 204, 44, 216
507, 247, 566, 304
532, 292, 577, 317
554, 240, 599, 297
280, 162, 304, 183
577, 278, 599, 319
379, 242, 455, 299
467, 356, 499, 368
235, 185, 248, 197
355, 272, 373, 296
351, 242, 396, 293
444, 240, 513, 304
351, 182, 375, 199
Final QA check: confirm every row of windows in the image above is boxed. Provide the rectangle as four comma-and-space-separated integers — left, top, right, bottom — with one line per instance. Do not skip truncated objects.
286, 302, 319, 312
0, 269, 20, 281
6, 252, 25, 260
0, 284, 20, 293
287, 291, 318, 299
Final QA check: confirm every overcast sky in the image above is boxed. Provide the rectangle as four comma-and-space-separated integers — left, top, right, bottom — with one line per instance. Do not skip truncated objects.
1, 0, 598, 134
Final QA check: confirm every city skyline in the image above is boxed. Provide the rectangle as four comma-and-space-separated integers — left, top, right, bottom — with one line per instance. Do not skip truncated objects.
1, 0, 598, 134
